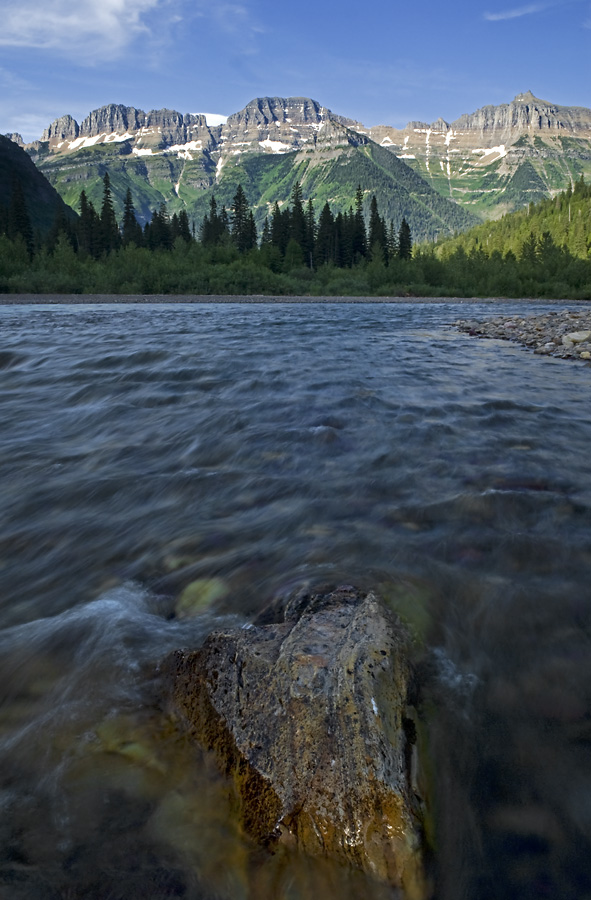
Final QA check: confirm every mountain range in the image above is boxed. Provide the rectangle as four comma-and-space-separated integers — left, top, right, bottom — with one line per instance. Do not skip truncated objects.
367, 91, 591, 217
4, 92, 591, 241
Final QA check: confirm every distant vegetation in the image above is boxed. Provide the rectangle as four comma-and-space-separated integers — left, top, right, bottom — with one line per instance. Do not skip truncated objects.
434, 175, 591, 261
1, 171, 590, 299
33, 131, 478, 244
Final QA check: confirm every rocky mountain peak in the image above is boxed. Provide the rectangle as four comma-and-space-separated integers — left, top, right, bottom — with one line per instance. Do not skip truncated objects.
216, 96, 364, 160
4, 133, 24, 146
42, 114, 79, 143
38, 105, 213, 152
79, 104, 143, 137
514, 90, 545, 103
226, 96, 328, 128
450, 92, 591, 139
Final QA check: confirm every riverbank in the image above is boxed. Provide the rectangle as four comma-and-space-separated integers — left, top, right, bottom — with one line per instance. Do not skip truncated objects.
455, 308, 591, 361
0, 293, 588, 305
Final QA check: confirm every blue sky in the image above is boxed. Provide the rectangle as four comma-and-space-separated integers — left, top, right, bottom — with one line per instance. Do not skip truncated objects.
0, 0, 589, 141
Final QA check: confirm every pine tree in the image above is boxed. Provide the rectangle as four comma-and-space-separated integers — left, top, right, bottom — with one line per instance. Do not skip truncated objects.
315, 203, 335, 266
201, 195, 226, 246
246, 210, 258, 251
170, 212, 181, 242
261, 216, 271, 246
289, 180, 306, 250
121, 188, 143, 247
231, 184, 256, 252
387, 219, 399, 261
270, 201, 289, 255
77, 190, 100, 257
368, 194, 387, 263
574, 173, 586, 197
519, 231, 539, 265
304, 198, 316, 268
352, 184, 367, 260
177, 209, 192, 243
398, 218, 412, 259
341, 208, 356, 267
99, 172, 121, 254
145, 204, 172, 250
219, 205, 230, 239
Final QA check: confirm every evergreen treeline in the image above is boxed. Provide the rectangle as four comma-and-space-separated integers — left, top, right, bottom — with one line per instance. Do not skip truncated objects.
200, 181, 412, 269
1, 170, 591, 299
435, 175, 591, 261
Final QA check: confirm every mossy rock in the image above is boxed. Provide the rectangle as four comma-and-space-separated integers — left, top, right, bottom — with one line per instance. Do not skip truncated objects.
175, 577, 229, 618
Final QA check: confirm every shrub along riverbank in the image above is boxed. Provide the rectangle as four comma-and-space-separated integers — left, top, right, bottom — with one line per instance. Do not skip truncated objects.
2, 234, 591, 299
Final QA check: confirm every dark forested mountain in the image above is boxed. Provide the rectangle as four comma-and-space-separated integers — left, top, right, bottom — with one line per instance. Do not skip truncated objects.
15, 98, 477, 243
0, 134, 76, 235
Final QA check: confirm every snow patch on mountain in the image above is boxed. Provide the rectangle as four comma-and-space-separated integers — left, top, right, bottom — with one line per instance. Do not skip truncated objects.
259, 138, 291, 153
196, 113, 228, 127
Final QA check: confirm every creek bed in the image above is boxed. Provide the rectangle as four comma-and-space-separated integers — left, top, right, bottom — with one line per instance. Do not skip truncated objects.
0, 299, 590, 900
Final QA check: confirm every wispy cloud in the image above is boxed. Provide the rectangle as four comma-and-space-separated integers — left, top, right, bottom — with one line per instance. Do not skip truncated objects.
210, 3, 264, 38
190, 2, 264, 56
484, 2, 551, 20
0, 66, 33, 90
0, 0, 164, 57
0, 0, 264, 60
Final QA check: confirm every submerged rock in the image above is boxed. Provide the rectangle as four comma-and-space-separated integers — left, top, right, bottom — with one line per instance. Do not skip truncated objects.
165, 586, 429, 899
174, 577, 229, 618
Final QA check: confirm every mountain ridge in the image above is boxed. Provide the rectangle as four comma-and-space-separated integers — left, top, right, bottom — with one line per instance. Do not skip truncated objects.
8, 91, 591, 233
17, 95, 476, 242
366, 91, 591, 217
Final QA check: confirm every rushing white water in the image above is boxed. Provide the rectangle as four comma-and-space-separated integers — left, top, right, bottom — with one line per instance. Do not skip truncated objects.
0, 299, 590, 900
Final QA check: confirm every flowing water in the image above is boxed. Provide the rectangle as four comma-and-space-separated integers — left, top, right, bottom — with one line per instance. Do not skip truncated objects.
1, 299, 590, 900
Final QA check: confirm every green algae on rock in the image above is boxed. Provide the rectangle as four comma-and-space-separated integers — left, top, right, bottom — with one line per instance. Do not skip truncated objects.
166, 586, 430, 899
175, 577, 229, 618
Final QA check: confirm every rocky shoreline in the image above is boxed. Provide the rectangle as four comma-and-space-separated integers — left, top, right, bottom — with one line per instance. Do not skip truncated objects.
455, 309, 591, 361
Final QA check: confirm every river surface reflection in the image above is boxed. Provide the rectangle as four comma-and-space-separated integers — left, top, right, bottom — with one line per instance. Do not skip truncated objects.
0, 300, 590, 899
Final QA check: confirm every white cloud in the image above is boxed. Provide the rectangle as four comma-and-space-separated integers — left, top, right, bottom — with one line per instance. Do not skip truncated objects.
0, 0, 163, 56
484, 2, 550, 20
209, 3, 263, 38
0, 0, 264, 60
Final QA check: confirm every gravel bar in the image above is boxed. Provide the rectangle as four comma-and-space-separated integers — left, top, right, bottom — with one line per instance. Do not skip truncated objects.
455, 309, 591, 362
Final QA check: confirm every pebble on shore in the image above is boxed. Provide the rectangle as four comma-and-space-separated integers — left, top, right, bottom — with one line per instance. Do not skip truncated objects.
454, 309, 591, 362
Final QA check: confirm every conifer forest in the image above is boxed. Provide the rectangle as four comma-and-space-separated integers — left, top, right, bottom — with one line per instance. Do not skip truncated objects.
1, 171, 591, 299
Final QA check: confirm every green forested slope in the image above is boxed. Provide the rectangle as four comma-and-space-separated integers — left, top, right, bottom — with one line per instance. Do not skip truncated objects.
34, 135, 477, 244
434, 177, 591, 260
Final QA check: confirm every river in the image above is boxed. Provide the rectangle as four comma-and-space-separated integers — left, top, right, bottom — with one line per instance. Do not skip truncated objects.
0, 299, 590, 900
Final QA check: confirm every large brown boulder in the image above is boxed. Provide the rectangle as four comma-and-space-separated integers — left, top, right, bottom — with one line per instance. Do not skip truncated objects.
166, 586, 429, 899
